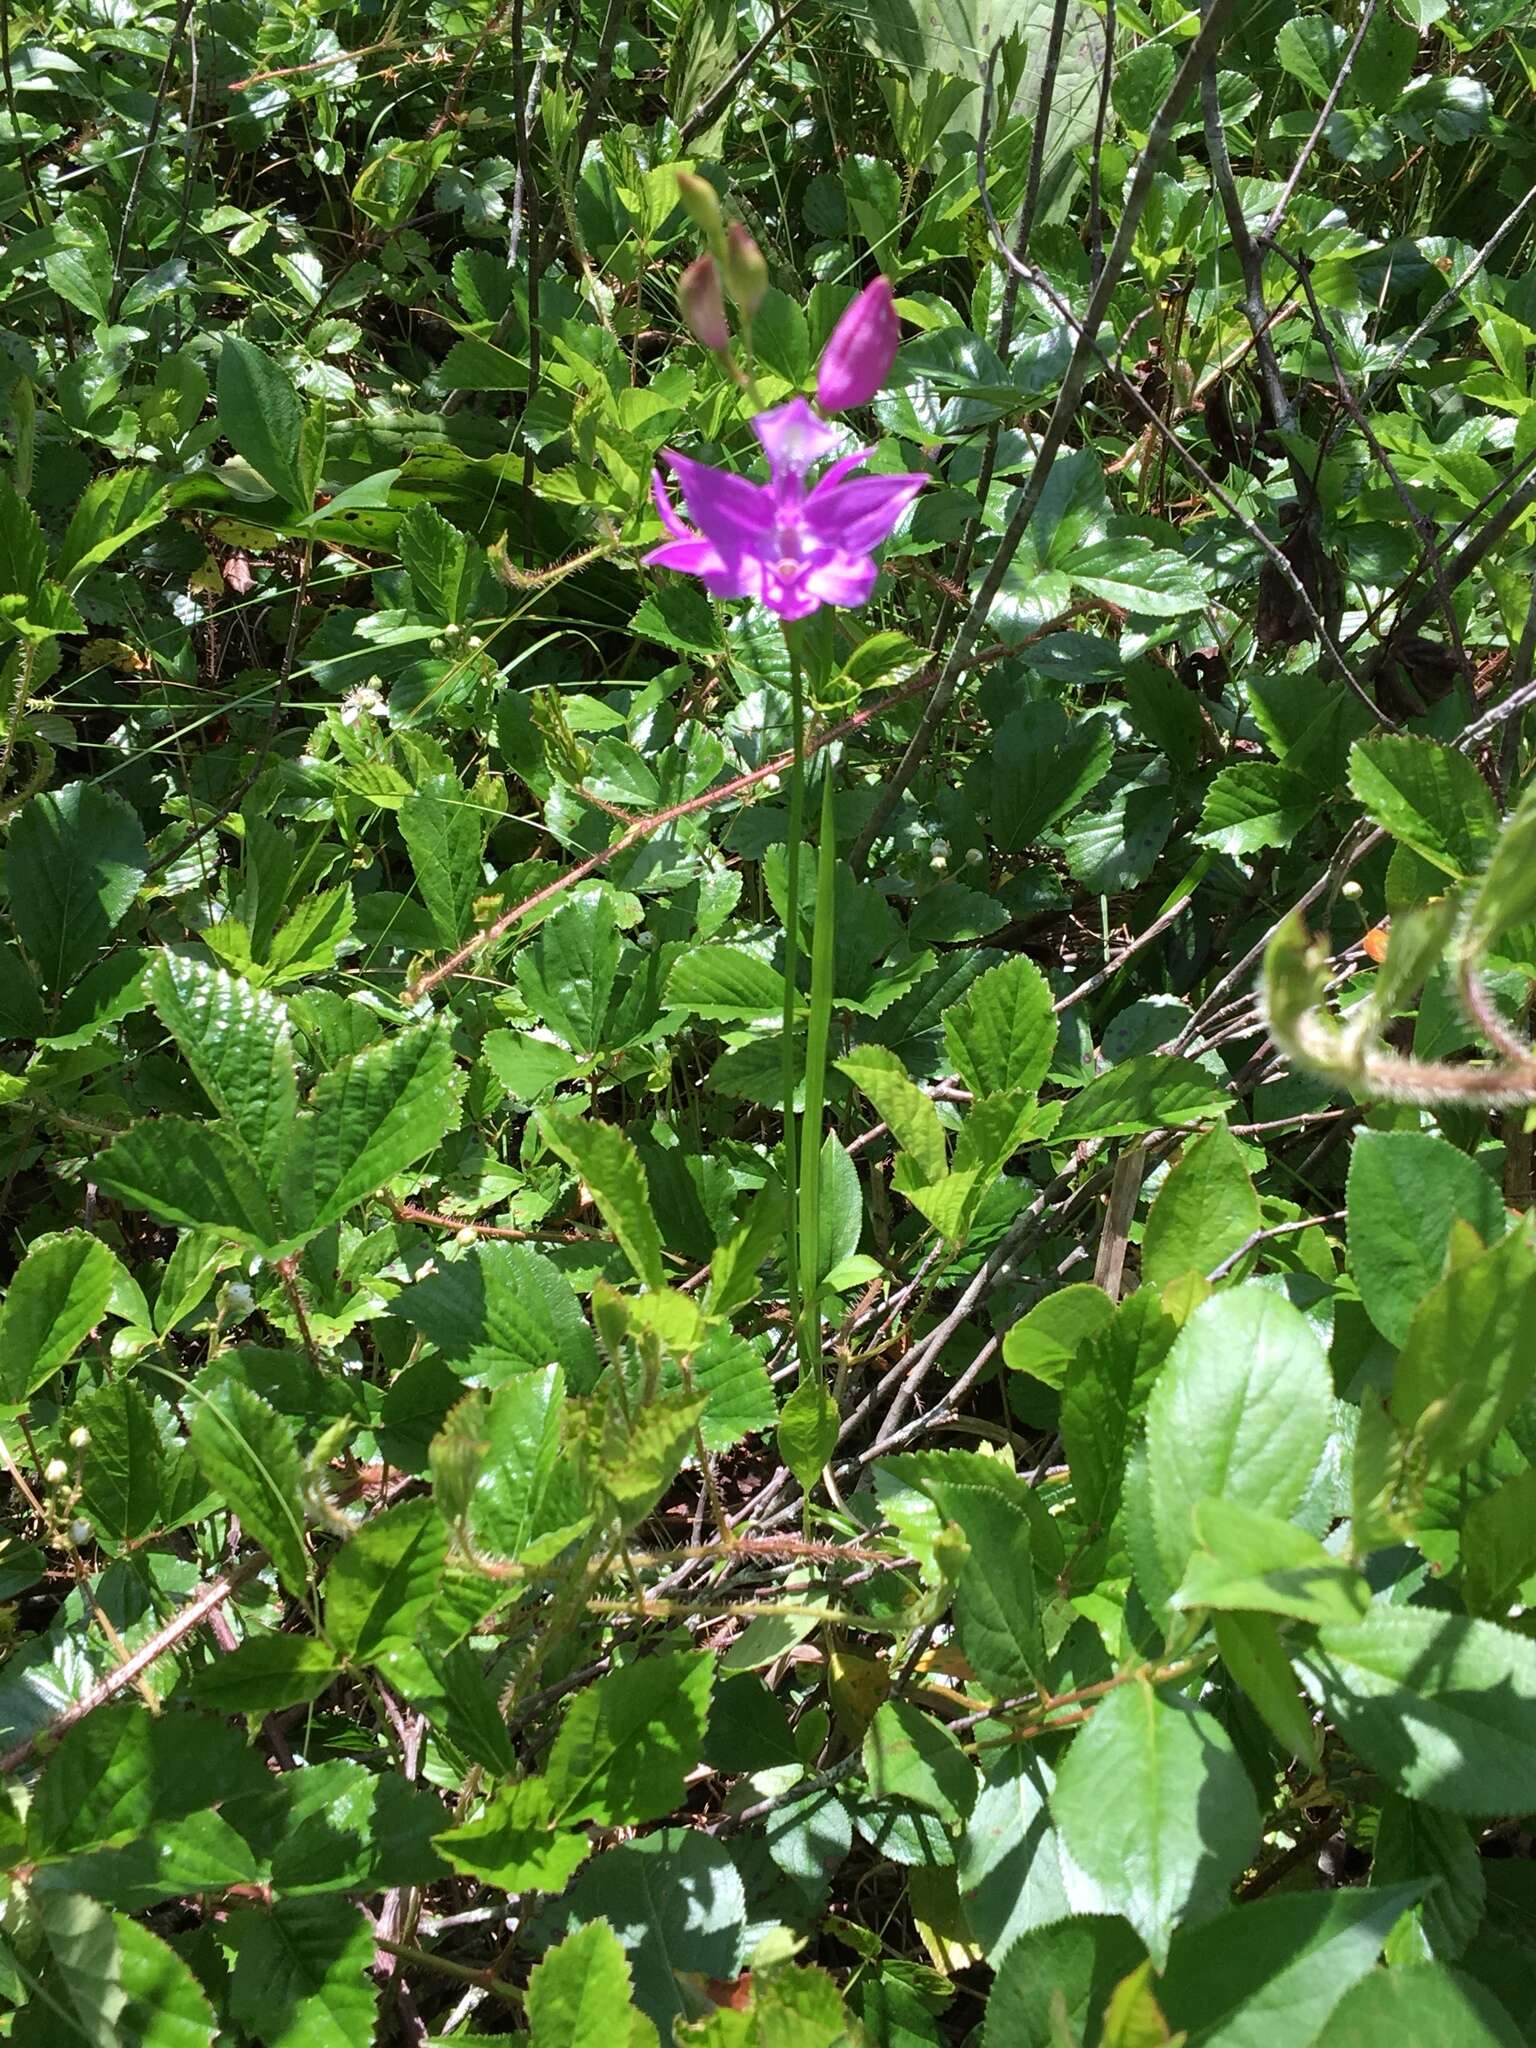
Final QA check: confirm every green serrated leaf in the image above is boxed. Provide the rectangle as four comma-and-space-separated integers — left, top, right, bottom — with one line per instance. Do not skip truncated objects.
0, 1228, 117, 1401
6, 781, 147, 990
943, 954, 1056, 1099
324, 1497, 445, 1662
537, 1110, 665, 1288
282, 1019, 463, 1236
188, 1379, 309, 1594
145, 955, 299, 1170
1348, 737, 1499, 881
1051, 1055, 1229, 1144
545, 1651, 713, 1828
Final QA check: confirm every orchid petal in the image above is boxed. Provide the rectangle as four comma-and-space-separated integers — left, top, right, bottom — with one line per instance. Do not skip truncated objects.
665, 448, 772, 552
650, 468, 694, 542
803, 470, 927, 552
803, 553, 879, 610
752, 397, 843, 479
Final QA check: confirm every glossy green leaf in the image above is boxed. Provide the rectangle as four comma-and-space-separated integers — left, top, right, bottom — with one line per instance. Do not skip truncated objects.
1390, 1221, 1536, 1479
1325, 1963, 1521, 2046
1002, 1281, 1116, 1387
226, 1896, 377, 2048
435, 1777, 591, 1895
1141, 1122, 1261, 1290
399, 775, 487, 948
1051, 1682, 1259, 1966
1346, 1129, 1506, 1346
862, 1698, 975, 1824
93, 1118, 284, 1248
1197, 763, 1318, 855
982, 1914, 1144, 2048
1157, 1884, 1424, 2047
1348, 737, 1499, 881
1302, 1608, 1536, 1815
668, 944, 786, 1021
777, 1371, 839, 1493
1174, 1498, 1369, 1626
282, 1019, 463, 1236
1461, 1466, 1536, 1619
324, 1497, 445, 1662
942, 954, 1056, 1100
1214, 1611, 1321, 1770
527, 1918, 644, 2048
537, 1109, 665, 1287
838, 1045, 947, 1183
186, 1635, 340, 1714
1145, 1288, 1332, 1587
217, 336, 306, 507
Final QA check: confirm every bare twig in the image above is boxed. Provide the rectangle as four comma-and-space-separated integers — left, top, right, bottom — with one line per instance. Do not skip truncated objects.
1256, 0, 1378, 246
0, 1557, 267, 1776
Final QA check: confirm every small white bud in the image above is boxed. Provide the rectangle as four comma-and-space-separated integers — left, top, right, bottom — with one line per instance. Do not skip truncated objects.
70, 1519, 93, 1545
429, 637, 447, 657
1341, 879, 1363, 900
455, 1226, 478, 1246
964, 846, 983, 866
68, 1427, 91, 1450
929, 853, 947, 872
45, 1458, 69, 1485
763, 773, 781, 792
467, 634, 484, 651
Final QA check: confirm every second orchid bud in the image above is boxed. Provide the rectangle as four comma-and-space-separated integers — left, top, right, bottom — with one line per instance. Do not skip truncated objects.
723, 223, 768, 316
816, 274, 900, 413
675, 171, 724, 250
679, 253, 731, 353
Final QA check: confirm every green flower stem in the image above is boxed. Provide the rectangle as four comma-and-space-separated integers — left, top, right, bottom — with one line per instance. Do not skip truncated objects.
797, 754, 838, 1377
780, 632, 806, 1357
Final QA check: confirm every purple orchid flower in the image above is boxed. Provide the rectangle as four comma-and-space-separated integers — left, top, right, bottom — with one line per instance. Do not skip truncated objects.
646, 397, 926, 620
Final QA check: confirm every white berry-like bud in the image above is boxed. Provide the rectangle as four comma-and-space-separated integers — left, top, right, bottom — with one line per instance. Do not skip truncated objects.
929, 853, 947, 872
467, 635, 484, 651
964, 846, 983, 866
45, 1458, 69, 1485
764, 773, 781, 792
70, 1520, 92, 1545
429, 637, 447, 657
1341, 879, 1363, 900
68, 1427, 91, 1450
455, 1226, 478, 1245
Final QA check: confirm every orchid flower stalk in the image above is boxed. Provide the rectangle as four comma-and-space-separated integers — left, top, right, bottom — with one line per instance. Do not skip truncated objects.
645, 266, 916, 1389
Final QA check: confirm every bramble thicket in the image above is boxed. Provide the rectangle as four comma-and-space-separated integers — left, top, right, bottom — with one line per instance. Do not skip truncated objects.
3, 0, 1536, 2042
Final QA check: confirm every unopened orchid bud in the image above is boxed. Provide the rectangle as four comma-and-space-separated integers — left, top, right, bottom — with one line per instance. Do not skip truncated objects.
816, 275, 900, 412
723, 223, 768, 316
676, 171, 724, 245
679, 254, 731, 352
